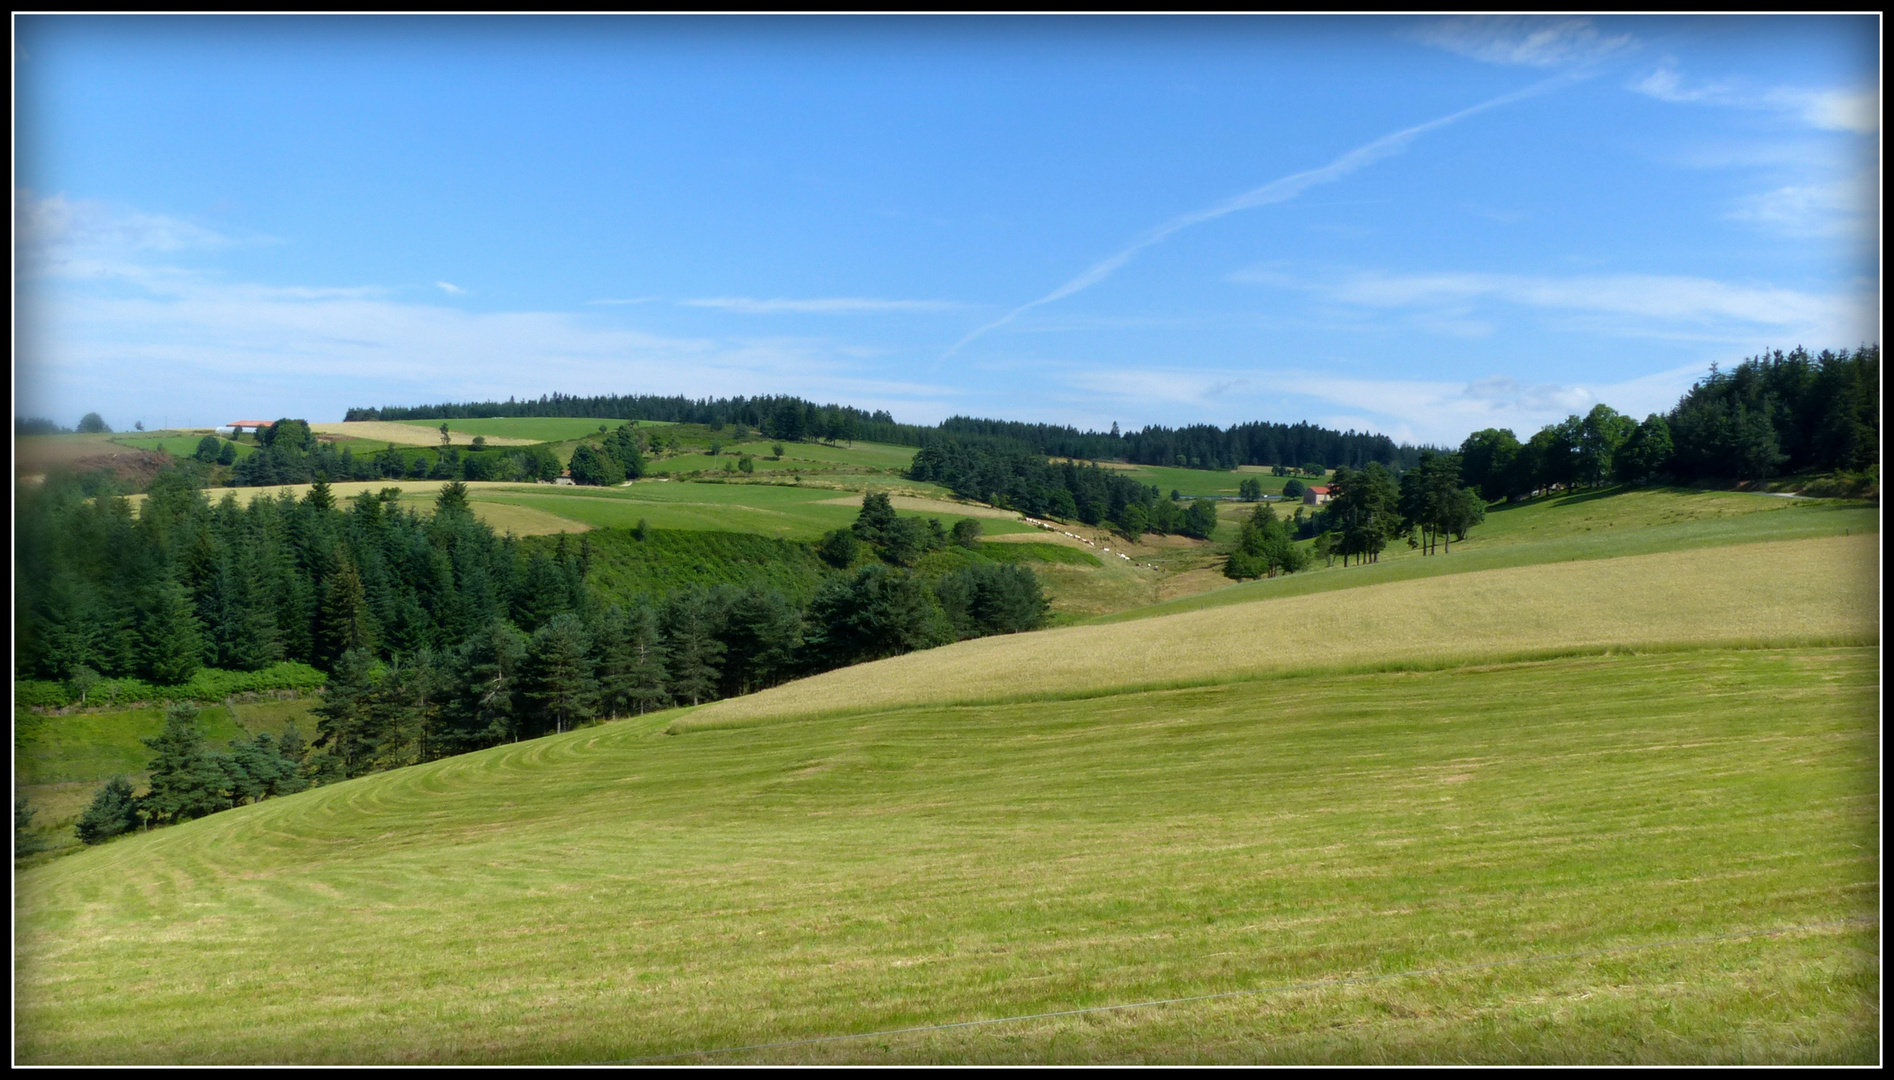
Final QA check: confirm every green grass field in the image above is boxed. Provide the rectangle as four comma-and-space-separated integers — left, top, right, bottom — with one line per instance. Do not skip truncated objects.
1099, 463, 1318, 499
656, 439, 917, 476
108, 432, 257, 459
1116, 486, 1878, 624
471, 481, 1035, 541
394, 416, 657, 443
15, 639, 1877, 1063
15, 482, 1879, 1062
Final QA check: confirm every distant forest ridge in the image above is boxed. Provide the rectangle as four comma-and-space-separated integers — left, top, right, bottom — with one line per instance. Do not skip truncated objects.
346, 394, 1424, 471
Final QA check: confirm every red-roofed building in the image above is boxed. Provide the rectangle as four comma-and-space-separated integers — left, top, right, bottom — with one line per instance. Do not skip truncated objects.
1303, 485, 1332, 506
222, 420, 273, 435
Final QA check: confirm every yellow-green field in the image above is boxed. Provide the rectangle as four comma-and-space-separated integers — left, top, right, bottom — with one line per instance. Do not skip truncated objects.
14, 487, 1880, 1063
678, 533, 1876, 728
14, 640, 1878, 1062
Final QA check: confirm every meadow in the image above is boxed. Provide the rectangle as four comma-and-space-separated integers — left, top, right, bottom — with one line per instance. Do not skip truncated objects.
14, 637, 1877, 1062
14, 477, 1879, 1062
1119, 486, 1878, 623
1095, 462, 1317, 499
108, 432, 257, 459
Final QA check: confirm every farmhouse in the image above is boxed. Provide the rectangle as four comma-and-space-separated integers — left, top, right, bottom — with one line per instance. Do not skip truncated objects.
221, 420, 273, 437
1304, 485, 1332, 506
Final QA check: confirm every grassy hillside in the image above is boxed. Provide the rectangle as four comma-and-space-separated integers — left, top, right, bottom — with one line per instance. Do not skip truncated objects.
678, 533, 1876, 727
472, 482, 1034, 540
15, 639, 1876, 1063
1113, 487, 1877, 624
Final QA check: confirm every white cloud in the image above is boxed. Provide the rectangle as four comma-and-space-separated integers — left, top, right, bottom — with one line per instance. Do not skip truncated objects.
435, 281, 466, 295
1632, 62, 1878, 133
1410, 16, 1637, 69
1232, 265, 1868, 344
1057, 362, 1710, 447
680, 296, 961, 314
13, 194, 961, 427
16, 191, 235, 255
1726, 173, 1872, 239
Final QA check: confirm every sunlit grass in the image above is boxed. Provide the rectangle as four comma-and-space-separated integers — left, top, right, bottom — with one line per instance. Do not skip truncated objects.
14, 646, 1877, 1063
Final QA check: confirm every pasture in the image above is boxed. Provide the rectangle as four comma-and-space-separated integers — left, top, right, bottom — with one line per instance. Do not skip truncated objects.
15, 639, 1877, 1062
1119, 486, 1879, 623
1100, 463, 1316, 499
678, 532, 1876, 727
116, 478, 1031, 542
310, 421, 544, 447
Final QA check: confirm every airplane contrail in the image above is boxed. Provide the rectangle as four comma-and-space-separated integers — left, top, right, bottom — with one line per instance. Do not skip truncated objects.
940, 73, 1577, 361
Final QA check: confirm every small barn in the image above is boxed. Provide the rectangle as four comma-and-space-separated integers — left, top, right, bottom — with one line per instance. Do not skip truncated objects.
1303, 485, 1332, 506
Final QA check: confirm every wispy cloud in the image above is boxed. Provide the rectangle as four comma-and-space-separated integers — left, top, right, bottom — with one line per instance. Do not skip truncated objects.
435, 281, 466, 295
16, 191, 236, 255
1058, 361, 1711, 447
941, 74, 1576, 360
1726, 172, 1875, 239
1409, 16, 1638, 68
1232, 265, 1867, 344
681, 296, 962, 314
14, 194, 961, 427
1632, 61, 1878, 133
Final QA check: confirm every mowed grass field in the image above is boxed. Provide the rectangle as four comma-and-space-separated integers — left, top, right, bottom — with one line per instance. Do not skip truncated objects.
15, 639, 1877, 1062
1118, 487, 1878, 623
470, 481, 1035, 540
1101, 463, 1318, 499
119, 478, 1031, 541
17, 485, 1878, 1062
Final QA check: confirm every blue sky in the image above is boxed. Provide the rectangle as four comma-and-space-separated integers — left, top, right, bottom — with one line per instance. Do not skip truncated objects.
15, 15, 1880, 445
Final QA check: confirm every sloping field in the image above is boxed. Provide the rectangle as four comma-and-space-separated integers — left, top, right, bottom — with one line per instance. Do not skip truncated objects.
678, 533, 1877, 728
1099, 491, 1877, 623
309, 421, 541, 447
14, 644, 1877, 1063
473, 482, 1035, 540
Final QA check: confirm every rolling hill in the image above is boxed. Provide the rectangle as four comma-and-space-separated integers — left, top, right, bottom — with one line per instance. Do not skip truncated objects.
14, 502, 1880, 1062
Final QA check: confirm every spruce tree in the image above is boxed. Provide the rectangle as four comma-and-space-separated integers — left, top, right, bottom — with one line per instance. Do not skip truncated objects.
315, 552, 378, 669
521, 613, 599, 736
137, 577, 206, 685
314, 648, 380, 776
141, 704, 227, 824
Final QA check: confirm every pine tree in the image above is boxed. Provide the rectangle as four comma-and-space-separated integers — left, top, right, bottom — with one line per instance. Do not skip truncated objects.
594, 605, 671, 717
521, 613, 598, 736
315, 551, 378, 669
313, 648, 380, 777
663, 591, 727, 707
141, 704, 227, 824
137, 577, 206, 685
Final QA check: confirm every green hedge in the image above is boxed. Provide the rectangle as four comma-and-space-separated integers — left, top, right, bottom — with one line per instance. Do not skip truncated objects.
15, 662, 327, 710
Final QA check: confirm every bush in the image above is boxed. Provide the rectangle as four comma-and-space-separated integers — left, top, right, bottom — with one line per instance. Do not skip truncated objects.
15, 681, 72, 709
